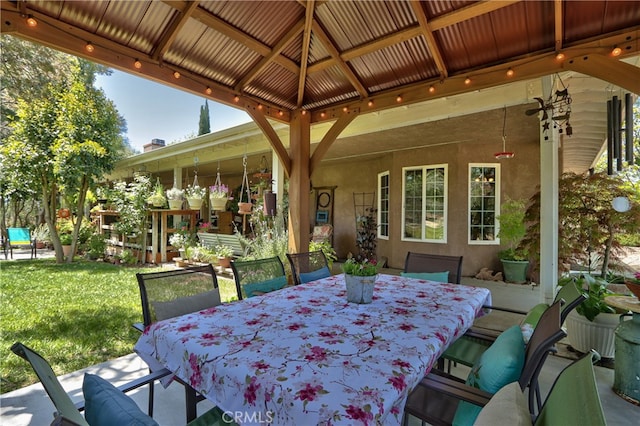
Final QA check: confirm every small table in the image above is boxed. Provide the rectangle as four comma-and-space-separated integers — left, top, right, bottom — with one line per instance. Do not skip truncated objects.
135, 274, 491, 425
604, 295, 640, 405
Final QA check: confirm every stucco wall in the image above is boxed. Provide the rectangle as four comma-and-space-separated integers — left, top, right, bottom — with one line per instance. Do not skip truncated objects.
312, 104, 541, 278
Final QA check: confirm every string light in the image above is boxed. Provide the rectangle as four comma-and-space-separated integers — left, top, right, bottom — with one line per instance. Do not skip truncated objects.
233, 95, 240, 102
85, 42, 95, 53
506, 68, 514, 77
257, 104, 263, 110
611, 46, 622, 57
134, 59, 142, 69
396, 95, 402, 103
278, 110, 283, 116
301, 109, 306, 115
320, 112, 326, 118
205, 87, 212, 95
367, 100, 374, 107
26, 16, 37, 27
173, 71, 181, 79
343, 107, 348, 112
428, 85, 435, 93
555, 52, 565, 61
464, 77, 472, 85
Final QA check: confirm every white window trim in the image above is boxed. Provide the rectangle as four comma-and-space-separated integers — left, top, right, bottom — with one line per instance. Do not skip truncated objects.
468, 163, 501, 245
377, 171, 390, 240
401, 164, 448, 244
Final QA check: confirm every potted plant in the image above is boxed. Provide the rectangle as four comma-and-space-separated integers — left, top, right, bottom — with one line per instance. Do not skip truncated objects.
497, 198, 529, 283
32, 223, 50, 249
560, 274, 625, 359
185, 184, 206, 210
209, 183, 229, 211
215, 244, 234, 268
342, 256, 379, 304
147, 180, 166, 207
166, 187, 184, 210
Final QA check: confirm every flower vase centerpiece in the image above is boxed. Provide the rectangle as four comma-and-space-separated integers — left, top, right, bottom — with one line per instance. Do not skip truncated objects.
166, 187, 184, 210
342, 256, 379, 304
209, 183, 229, 211
185, 184, 206, 210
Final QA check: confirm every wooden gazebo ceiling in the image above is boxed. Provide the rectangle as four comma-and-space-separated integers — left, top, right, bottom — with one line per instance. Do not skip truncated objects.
2, 0, 639, 127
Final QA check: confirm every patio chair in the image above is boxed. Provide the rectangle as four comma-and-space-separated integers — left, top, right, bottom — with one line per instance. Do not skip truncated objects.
403, 300, 565, 426
4, 227, 37, 260
231, 256, 287, 300
474, 351, 606, 426
402, 252, 463, 284
135, 264, 222, 422
286, 250, 331, 285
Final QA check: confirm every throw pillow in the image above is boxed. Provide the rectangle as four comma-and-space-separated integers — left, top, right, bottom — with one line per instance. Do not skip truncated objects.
452, 325, 525, 426
473, 381, 532, 426
83, 373, 159, 426
299, 266, 331, 284
400, 271, 450, 283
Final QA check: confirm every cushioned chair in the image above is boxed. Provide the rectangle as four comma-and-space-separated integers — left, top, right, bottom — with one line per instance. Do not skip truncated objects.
402, 252, 463, 284
474, 351, 606, 426
136, 264, 223, 422
231, 256, 287, 300
4, 227, 37, 259
286, 250, 331, 285
403, 300, 565, 426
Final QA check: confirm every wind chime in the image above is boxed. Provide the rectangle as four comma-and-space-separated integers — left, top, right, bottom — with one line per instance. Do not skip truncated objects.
494, 106, 515, 159
525, 73, 573, 140
238, 154, 253, 214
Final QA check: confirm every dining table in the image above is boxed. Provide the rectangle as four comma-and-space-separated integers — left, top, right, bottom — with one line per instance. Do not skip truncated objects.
134, 273, 491, 425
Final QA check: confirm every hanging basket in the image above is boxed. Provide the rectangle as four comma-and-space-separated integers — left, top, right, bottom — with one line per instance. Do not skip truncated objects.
187, 197, 203, 210
210, 196, 228, 211
168, 199, 183, 210
238, 202, 253, 213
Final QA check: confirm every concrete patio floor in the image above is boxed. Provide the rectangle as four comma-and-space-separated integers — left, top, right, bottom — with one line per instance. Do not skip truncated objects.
2, 251, 639, 424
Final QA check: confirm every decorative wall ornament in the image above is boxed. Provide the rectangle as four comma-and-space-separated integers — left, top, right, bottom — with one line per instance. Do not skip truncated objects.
526, 74, 572, 140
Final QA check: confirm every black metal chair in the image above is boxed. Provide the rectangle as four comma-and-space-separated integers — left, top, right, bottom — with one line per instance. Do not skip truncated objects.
286, 250, 331, 285
403, 300, 566, 425
231, 256, 287, 300
135, 264, 222, 422
403, 252, 463, 284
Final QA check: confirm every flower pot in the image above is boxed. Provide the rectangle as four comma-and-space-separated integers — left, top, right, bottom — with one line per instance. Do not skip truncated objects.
210, 196, 228, 211
624, 281, 640, 299
62, 245, 74, 260
218, 256, 231, 269
238, 202, 253, 213
344, 273, 377, 304
187, 197, 203, 210
168, 199, 182, 210
565, 310, 619, 358
500, 259, 529, 283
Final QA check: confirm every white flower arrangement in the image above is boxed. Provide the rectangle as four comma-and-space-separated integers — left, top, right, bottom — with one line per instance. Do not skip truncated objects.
185, 184, 206, 199
166, 187, 184, 200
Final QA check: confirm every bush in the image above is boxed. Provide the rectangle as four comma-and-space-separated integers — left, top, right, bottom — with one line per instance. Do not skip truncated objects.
84, 233, 106, 259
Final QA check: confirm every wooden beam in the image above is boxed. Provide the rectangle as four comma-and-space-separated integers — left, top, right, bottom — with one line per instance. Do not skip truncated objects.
410, 0, 448, 78
564, 54, 640, 95
245, 107, 292, 177
152, 1, 199, 61
235, 20, 304, 92
297, 0, 315, 107
311, 21, 368, 98
310, 110, 358, 176
428, 0, 520, 31
287, 111, 311, 253
554, 0, 563, 52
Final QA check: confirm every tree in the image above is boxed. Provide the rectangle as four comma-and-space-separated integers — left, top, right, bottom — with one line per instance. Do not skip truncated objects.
3, 77, 126, 263
198, 100, 210, 135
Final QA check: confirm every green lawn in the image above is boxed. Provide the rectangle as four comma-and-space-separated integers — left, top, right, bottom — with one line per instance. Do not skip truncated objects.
0, 258, 238, 394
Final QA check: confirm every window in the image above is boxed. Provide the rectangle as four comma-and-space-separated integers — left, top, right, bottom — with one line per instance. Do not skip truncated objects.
377, 171, 389, 239
402, 164, 447, 243
468, 164, 500, 244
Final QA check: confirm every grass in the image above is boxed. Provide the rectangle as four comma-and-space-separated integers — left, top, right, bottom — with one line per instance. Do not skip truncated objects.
0, 258, 238, 394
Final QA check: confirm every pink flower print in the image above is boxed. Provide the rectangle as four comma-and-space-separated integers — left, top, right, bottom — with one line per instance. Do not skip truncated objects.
399, 322, 416, 331
435, 331, 447, 345
251, 361, 270, 370
297, 306, 313, 315
389, 373, 407, 392
246, 318, 261, 326
177, 323, 197, 332
188, 353, 203, 388
295, 382, 324, 402
288, 322, 305, 331
345, 404, 373, 425
304, 346, 328, 362
244, 376, 261, 406
392, 359, 411, 370
393, 307, 410, 315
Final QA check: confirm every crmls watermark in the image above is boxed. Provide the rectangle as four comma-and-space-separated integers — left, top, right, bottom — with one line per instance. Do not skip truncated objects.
222, 410, 274, 424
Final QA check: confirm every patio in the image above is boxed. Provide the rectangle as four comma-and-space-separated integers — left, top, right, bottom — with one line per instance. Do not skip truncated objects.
1, 250, 639, 425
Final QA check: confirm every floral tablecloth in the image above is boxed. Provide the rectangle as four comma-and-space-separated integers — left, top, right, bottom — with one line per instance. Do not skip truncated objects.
134, 274, 491, 425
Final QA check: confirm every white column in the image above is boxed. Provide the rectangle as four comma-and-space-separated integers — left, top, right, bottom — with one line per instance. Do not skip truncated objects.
539, 76, 560, 304
271, 153, 285, 211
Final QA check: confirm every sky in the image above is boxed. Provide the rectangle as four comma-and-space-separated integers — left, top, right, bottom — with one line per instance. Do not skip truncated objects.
95, 69, 251, 152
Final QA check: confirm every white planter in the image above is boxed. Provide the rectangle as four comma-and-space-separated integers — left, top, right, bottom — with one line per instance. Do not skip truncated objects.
565, 310, 620, 358
187, 197, 203, 210
168, 199, 183, 210
210, 196, 228, 211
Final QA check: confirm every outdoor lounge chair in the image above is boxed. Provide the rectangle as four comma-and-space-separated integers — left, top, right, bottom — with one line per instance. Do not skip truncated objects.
4, 227, 37, 260
135, 264, 223, 422
403, 300, 566, 425
231, 256, 287, 300
403, 252, 463, 284
286, 250, 331, 285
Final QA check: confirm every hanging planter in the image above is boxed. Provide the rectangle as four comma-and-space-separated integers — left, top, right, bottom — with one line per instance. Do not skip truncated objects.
209, 164, 229, 211
238, 154, 253, 214
238, 202, 253, 213
185, 172, 206, 210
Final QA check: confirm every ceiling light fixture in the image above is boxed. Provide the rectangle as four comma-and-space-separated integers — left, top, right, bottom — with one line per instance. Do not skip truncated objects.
26, 15, 37, 27
494, 106, 515, 159
611, 46, 622, 57
134, 59, 142, 69
85, 42, 95, 53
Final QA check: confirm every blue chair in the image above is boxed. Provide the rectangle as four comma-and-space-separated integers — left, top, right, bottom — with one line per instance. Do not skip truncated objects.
4, 227, 37, 259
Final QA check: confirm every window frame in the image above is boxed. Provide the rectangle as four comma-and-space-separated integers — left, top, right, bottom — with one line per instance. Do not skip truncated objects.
377, 171, 390, 240
468, 163, 501, 245
401, 164, 448, 243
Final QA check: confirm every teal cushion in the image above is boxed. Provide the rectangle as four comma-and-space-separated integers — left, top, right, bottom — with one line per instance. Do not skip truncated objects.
299, 266, 331, 283
83, 373, 158, 426
401, 271, 450, 283
244, 275, 287, 297
452, 325, 525, 426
